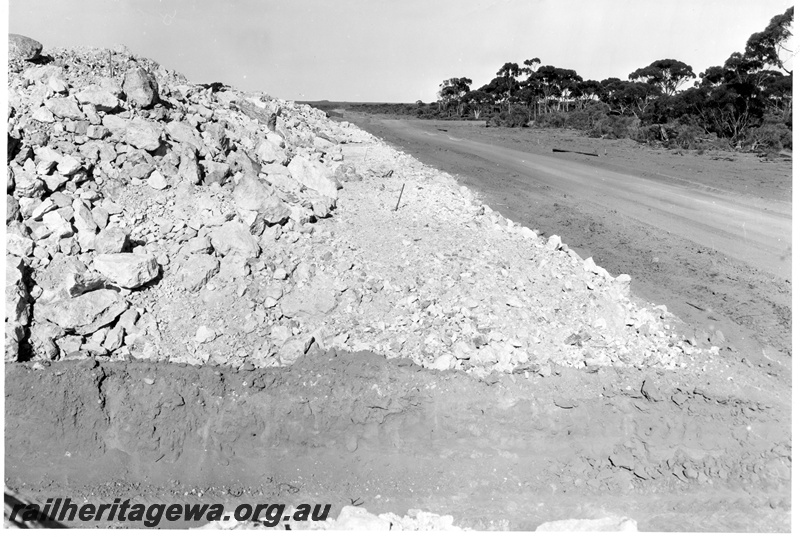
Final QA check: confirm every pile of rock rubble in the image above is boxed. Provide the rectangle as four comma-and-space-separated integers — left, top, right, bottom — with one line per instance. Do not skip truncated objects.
6, 35, 715, 374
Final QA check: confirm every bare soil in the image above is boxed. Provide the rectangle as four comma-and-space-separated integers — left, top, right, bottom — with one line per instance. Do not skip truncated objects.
5, 348, 791, 531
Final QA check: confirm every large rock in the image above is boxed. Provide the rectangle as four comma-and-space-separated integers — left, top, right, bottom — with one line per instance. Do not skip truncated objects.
94, 227, 128, 254
200, 160, 230, 185
37, 289, 127, 335
209, 221, 260, 258
75, 86, 121, 112
255, 139, 286, 165
41, 211, 74, 239
125, 118, 162, 151
233, 174, 290, 225
236, 99, 277, 129
123, 67, 159, 108
7, 228, 35, 258
287, 155, 340, 199
93, 253, 160, 289
165, 121, 203, 151
9, 34, 42, 61
179, 149, 202, 184
45, 97, 85, 120
178, 254, 220, 292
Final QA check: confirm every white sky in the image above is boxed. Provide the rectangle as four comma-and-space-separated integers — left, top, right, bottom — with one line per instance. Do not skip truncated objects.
8, 0, 794, 102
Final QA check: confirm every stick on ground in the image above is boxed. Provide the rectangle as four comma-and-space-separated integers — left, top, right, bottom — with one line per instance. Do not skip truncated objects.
394, 183, 405, 211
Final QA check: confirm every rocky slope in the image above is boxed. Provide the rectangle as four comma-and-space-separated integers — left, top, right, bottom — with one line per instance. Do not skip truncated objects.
6, 37, 716, 377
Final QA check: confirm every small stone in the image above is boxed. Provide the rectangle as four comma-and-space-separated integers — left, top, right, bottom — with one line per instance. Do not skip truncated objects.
546, 234, 562, 250
432, 354, 453, 371
147, 170, 169, 190
195, 325, 217, 343
332, 506, 390, 532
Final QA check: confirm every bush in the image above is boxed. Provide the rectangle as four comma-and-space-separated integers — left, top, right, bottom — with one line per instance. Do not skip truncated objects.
587, 115, 640, 139
565, 102, 607, 130
533, 112, 568, 128
743, 115, 792, 152
485, 106, 530, 128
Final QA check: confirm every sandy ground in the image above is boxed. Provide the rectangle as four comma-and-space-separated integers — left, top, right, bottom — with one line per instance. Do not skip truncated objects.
344, 115, 792, 376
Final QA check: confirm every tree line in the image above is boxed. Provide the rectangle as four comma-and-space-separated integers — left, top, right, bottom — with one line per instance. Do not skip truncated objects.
354, 7, 792, 152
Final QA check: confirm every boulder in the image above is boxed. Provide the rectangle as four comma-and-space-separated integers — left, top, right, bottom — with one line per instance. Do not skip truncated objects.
232, 174, 290, 225
287, 155, 340, 199
74, 86, 121, 112
9, 34, 42, 61
200, 160, 230, 185
93, 253, 160, 289
123, 67, 159, 108
57, 154, 82, 176
125, 118, 162, 151
41, 211, 74, 238
209, 221, 260, 258
94, 227, 129, 254
45, 97, 84, 120
37, 289, 127, 335
165, 121, 203, 151
31, 106, 55, 123
179, 150, 203, 184
255, 139, 286, 164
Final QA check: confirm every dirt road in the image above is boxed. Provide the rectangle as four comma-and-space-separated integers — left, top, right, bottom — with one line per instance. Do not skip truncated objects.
345, 115, 792, 373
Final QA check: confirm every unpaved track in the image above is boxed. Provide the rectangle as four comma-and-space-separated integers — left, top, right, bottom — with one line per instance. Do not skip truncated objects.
370, 120, 790, 280
346, 115, 792, 372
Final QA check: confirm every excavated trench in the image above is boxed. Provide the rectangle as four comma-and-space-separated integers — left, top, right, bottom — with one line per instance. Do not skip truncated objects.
5, 348, 791, 530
